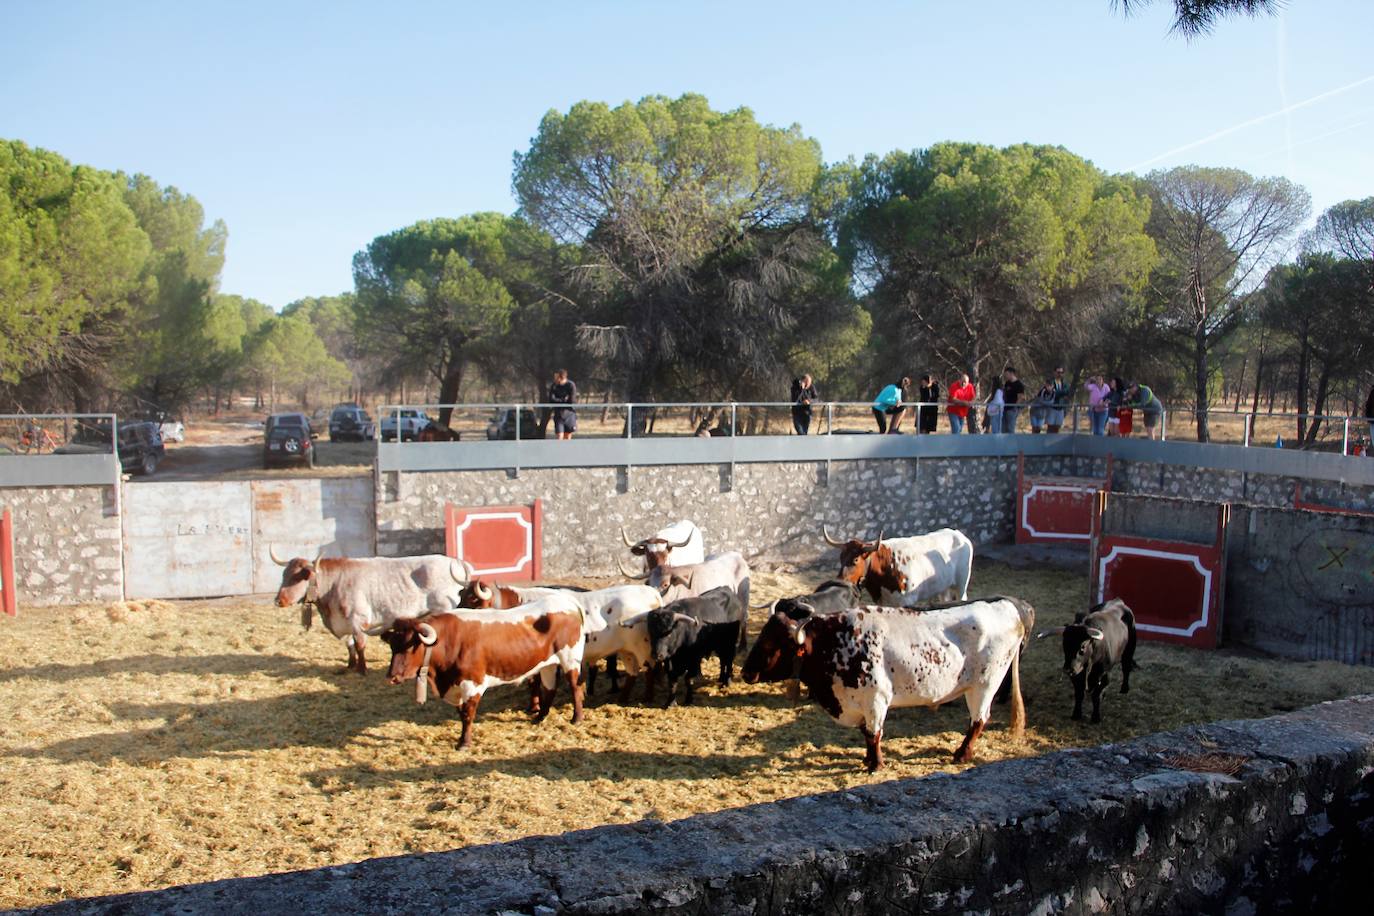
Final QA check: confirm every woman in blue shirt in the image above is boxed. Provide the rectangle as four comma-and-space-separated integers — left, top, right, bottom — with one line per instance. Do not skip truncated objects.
872, 377, 911, 434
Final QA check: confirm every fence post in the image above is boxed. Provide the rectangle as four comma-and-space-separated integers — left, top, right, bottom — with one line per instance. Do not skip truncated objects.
513, 404, 520, 478
826, 402, 833, 436
730, 403, 737, 437
1161, 407, 1167, 442
1, 508, 15, 617
1343, 418, 1350, 456
1243, 413, 1252, 448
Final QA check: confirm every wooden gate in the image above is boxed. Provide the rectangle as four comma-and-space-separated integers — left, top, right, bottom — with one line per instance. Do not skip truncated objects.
1015, 453, 1113, 545
1, 508, 15, 616
444, 501, 543, 582
1090, 491, 1229, 649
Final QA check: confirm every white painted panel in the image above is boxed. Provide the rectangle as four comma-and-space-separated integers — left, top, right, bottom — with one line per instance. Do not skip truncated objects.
122, 481, 253, 598
251, 478, 375, 592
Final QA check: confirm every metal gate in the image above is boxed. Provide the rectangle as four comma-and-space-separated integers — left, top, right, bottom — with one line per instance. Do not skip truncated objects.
1015, 452, 1113, 545
122, 479, 376, 599
444, 501, 543, 582
1090, 491, 1229, 649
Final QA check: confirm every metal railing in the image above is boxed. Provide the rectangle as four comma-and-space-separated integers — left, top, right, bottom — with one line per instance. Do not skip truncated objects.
377, 401, 1372, 452
0, 413, 122, 487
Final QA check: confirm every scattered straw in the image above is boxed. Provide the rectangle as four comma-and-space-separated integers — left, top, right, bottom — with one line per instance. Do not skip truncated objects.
2, 560, 1372, 907
1161, 751, 1250, 776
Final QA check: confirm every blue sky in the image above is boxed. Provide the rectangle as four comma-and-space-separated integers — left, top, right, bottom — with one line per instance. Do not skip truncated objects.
4, 0, 1372, 308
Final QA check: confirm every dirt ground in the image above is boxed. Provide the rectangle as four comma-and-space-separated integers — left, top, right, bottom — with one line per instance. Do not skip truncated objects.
3, 559, 1373, 908
147, 413, 373, 481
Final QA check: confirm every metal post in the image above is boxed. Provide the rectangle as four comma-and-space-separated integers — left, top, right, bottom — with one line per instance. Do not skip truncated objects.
1343, 418, 1350, 456
730, 403, 737, 437
1160, 407, 1167, 442
513, 404, 520, 477
826, 402, 833, 436
1072, 404, 1079, 434
627, 404, 633, 439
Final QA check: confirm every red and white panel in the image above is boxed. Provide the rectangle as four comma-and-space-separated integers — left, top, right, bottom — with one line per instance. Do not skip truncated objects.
444, 501, 543, 583
1, 508, 15, 616
1090, 496, 1229, 650
1015, 453, 1112, 545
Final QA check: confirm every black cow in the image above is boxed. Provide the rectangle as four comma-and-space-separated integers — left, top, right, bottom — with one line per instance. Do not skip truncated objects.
772, 579, 860, 620
639, 585, 742, 707
1037, 598, 1137, 723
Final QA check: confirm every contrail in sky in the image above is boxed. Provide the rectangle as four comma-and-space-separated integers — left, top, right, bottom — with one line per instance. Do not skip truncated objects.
1127, 72, 1374, 172
1277, 15, 1294, 179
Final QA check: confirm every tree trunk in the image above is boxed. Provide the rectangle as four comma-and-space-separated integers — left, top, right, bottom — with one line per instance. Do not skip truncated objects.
1304, 366, 1331, 446
1295, 329, 1310, 443
1194, 325, 1210, 442
436, 356, 464, 428
1232, 356, 1246, 411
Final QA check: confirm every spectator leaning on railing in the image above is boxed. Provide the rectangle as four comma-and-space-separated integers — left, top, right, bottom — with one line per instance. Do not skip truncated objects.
1000, 368, 1025, 434
1086, 375, 1111, 436
872, 377, 911, 434
790, 373, 818, 435
1125, 382, 1163, 440
918, 374, 940, 434
1365, 384, 1374, 444
947, 373, 976, 434
1047, 367, 1070, 433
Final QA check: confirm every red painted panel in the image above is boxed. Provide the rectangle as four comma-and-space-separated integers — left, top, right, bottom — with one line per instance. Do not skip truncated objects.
1090, 494, 1228, 650
444, 502, 542, 583
1015, 452, 1113, 545
1, 509, 15, 617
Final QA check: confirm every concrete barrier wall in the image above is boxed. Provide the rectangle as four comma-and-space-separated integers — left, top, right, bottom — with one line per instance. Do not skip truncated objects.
1227, 504, 1374, 666
0, 485, 122, 607
31, 695, 1374, 915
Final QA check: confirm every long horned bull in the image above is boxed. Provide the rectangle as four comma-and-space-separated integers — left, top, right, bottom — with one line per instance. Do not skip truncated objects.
821, 526, 883, 550
414, 621, 439, 703
620, 526, 692, 554
617, 556, 650, 579
269, 545, 324, 567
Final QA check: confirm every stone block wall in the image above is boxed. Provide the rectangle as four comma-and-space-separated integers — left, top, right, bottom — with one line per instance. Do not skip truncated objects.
377, 456, 1020, 576
34, 695, 1374, 915
0, 485, 122, 606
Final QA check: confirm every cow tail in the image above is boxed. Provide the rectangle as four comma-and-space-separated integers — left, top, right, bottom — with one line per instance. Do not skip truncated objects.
1008, 643, 1026, 738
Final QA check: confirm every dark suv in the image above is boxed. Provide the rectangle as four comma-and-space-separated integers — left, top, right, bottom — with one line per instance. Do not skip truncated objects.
486, 408, 544, 440
264, 413, 317, 468
56, 420, 165, 475
328, 405, 375, 442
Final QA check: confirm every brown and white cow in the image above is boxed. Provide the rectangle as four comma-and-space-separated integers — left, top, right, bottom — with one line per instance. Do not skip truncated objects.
271, 549, 469, 675
380, 596, 586, 748
457, 579, 565, 610
742, 596, 1034, 771
823, 527, 973, 606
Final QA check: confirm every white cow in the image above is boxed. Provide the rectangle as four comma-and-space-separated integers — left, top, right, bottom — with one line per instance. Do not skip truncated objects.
824, 526, 974, 607
619, 519, 706, 574
742, 596, 1034, 771
271, 550, 470, 675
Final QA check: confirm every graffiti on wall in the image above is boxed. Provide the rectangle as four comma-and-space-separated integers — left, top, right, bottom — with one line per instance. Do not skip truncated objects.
1289, 529, 1374, 608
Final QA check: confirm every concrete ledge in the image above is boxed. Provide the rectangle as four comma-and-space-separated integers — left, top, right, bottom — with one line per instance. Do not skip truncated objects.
24, 696, 1374, 915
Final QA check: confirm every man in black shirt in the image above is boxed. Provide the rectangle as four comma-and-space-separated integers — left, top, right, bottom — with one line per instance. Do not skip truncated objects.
548, 369, 577, 440
917, 374, 940, 434
790, 373, 818, 435
1001, 367, 1026, 434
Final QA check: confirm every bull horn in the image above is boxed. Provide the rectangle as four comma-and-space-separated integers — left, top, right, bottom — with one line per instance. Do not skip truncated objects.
312, 548, 323, 565
417, 623, 438, 646
449, 558, 468, 584
620, 526, 638, 548
474, 581, 493, 602
617, 557, 649, 579
672, 613, 697, 624
870, 529, 884, 550
1086, 627, 1105, 641
793, 616, 814, 646
269, 545, 290, 567
750, 599, 776, 610
1035, 627, 1067, 639
462, 559, 475, 578
822, 525, 847, 547
665, 531, 693, 549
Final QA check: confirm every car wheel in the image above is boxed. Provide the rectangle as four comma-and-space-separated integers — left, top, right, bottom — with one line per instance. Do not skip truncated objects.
139, 452, 158, 476
283, 437, 301, 455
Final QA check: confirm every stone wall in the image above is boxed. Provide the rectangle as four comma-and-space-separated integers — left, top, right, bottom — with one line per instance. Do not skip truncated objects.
0, 484, 122, 607
377, 456, 1021, 576
32, 695, 1374, 915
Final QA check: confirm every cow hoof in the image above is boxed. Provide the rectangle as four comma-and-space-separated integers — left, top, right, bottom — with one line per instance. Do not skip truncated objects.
571, 712, 585, 725
951, 750, 972, 764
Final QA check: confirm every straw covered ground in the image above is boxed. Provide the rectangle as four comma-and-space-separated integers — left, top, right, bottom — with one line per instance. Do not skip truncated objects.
4, 560, 1374, 907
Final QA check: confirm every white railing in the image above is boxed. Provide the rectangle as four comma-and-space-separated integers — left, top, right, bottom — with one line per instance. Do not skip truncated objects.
0, 413, 122, 487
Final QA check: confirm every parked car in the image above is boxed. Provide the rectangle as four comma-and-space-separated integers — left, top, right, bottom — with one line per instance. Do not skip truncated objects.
56, 420, 165, 475
486, 408, 544, 441
329, 406, 375, 442
380, 408, 433, 442
264, 413, 317, 468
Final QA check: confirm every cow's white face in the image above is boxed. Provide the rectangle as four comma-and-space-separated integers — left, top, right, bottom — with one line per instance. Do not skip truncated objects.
275, 559, 314, 607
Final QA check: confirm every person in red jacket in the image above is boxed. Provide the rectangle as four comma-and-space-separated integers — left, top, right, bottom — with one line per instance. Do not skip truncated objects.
946, 373, 976, 434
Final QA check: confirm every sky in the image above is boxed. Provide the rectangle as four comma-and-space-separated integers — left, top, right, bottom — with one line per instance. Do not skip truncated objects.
4, 0, 1373, 309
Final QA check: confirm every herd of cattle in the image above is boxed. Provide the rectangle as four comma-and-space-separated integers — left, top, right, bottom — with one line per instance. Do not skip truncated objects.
270, 521, 1138, 772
